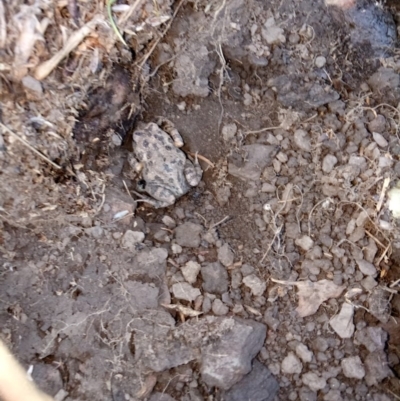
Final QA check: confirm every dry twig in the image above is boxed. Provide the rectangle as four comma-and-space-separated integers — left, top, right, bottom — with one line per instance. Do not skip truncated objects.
34, 15, 102, 80
0, 122, 61, 170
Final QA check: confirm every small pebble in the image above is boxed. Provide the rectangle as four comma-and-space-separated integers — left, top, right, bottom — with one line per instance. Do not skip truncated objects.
172, 282, 201, 302
296, 343, 313, 363
341, 356, 365, 379
221, 123, 238, 142
212, 299, 229, 315
322, 155, 338, 173
372, 132, 388, 148
355, 259, 377, 276
302, 372, 326, 392
281, 352, 303, 374
315, 56, 326, 68
242, 274, 267, 296
181, 261, 201, 284
294, 129, 312, 152
295, 235, 314, 251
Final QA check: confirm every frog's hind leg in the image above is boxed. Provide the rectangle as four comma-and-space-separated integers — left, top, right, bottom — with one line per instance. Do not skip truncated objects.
184, 155, 202, 187
132, 190, 173, 209
156, 117, 184, 148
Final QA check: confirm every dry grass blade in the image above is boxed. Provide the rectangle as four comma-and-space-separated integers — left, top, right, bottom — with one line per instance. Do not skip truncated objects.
34, 15, 102, 80
376, 176, 390, 212
107, 0, 127, 46
0, 122, 61, 170
0, 0, 5, 49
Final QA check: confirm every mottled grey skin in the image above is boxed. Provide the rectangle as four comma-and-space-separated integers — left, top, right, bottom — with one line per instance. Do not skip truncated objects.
131, 122, 202, 208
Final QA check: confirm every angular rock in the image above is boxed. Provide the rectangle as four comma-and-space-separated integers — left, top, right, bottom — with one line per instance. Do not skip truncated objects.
125, 281, 159, 311
181, 261, 201, 284
201, 262, 229, 294
354, 326, 388, 353
133, 310, 197, 372
130, 248, 168, 279
228, 145, 279, 181
322, 155, 338, 173
364, 351, 393, 386
293, 130, 311, 152
218, 243, 235, 267
296, 343, 313, 363
281, 352, 303, 374
212, 299, 229, 315
329, 303, 355, 338
222, 123, 238, 142
243, 274, 267, 296
121, 230, 145, 250
201, 317, 267, 390
175, 222, 203, 247
261, 17, 285, 44
302, 372, 326, 392
341, 356, 365, 379
355, 259, 377, 276
223, 360, 279, 401
172, 282, 201, 302
295, 235, 314, 251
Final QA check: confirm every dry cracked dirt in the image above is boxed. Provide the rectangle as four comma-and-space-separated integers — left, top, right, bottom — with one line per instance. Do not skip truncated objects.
1, 0, 400, 400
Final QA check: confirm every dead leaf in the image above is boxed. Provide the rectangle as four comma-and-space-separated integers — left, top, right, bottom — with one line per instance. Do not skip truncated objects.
296, 280, 345, 317
271, 278, 345, 317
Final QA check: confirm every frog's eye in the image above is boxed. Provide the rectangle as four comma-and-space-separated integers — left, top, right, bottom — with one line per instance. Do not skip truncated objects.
137, 179, 146, 191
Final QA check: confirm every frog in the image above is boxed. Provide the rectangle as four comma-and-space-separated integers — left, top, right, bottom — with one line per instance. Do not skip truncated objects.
129, 118, 203, 208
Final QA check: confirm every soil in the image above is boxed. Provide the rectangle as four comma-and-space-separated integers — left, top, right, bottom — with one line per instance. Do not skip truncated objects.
1, 0, 400, 400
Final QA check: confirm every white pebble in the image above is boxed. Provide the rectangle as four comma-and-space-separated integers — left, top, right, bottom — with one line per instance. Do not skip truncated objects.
295, 235, 314, 251
315, 56, 326, 68
322, 154, 338, 173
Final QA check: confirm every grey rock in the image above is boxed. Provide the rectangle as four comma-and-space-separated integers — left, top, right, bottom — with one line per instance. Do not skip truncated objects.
201, 317, 267, 390
372, 132, 388, 148
281, 352, 303, 374
345, 2, 396, 55
354, 326, 387, 352
222, 123, 238, 142
125, 281, 159, 311
175, 222, 203, 247
172, 282, 201, 302
261, 17, 285, 45
324, 390, 343, 401
162, 215, 176, 228
293, 130, 312, 152
181, 261, 201, 284
341, 356, 365, 379
329, 303, 355, 338
322, 155, 338, 173
368, 67, 399, 94
223, 360, 279, 401
228, 145, 279, 181
355, 259, 377, 276
295, 235, 314, 251
296, 343, 313, 363
22, 75, 43, 95
299, 388, 317, 401
360, 275, 377, 290
367, 115, 386, 134
201, 262, 229, 294
130, 248, 168, 279
269, 75, 339, 110
212, 299, 229, 315
302, 372, 326, 392
121, 230, 144, 249
364, 351, 393, 386
172, 46, 216, 97
133, 310, 197, 372
32, 363, 63, 397
243, 274, 267, 296
218, 243, 235, 267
